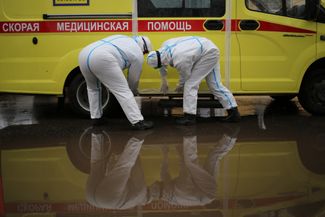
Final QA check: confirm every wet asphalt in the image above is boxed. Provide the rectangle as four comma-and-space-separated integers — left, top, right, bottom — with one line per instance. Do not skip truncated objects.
0, 93, 325, 217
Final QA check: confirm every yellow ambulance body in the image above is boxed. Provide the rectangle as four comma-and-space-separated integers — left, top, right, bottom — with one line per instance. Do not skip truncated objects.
0, 0, 325, 115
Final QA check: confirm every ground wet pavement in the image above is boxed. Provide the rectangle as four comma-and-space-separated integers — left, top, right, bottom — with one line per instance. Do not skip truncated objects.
0, 94, 325, 217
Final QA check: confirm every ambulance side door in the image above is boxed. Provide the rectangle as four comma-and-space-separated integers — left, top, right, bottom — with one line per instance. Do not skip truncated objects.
236, 0, 317, 93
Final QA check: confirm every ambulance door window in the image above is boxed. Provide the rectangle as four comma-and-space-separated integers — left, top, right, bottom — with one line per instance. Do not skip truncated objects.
138, 0, 225, 17
246, 0, 282, 14
317, 0, 325, 22
185, 0, 211, 8
246, 0, 306, 19
146, 0, 211, 8
286, 0, 306, 19
149, 0, 182, 8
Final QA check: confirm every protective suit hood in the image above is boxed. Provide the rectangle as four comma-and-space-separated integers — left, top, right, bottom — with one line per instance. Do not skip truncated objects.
147, 50, 162, 69
133, 36, 152, 54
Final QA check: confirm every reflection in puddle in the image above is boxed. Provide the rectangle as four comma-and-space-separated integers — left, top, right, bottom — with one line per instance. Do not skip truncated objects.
84, 126, 238, 210
0, 95, 325, 216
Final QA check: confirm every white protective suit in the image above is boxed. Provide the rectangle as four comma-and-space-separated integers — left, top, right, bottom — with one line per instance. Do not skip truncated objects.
157, 130, 238, 206
86, 133, 150, 209
147, 36, 237, 115
79, 35, 151, 124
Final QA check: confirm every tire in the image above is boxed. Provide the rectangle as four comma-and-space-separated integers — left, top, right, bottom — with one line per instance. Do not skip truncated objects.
298, 69, 325, 115
67, 73, 113, 116
66, 126, 112, 174
270, 94, 296, 101
297, 118, 325, 174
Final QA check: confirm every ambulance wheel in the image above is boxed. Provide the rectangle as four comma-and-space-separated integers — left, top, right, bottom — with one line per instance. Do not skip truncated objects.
270, 94, 296, 101
298, 69, 325, 115
297, 118, 325, 174
67, 73, 113, 116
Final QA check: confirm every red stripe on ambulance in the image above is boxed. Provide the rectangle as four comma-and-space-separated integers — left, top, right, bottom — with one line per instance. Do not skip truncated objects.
139, 20, 206, 32
0, 22, 40, 33
4, 194, 304, 214
0, 20, 316, 34
258, 20, 316, 34
0, 20, 205, 33
0, 20, 131, 33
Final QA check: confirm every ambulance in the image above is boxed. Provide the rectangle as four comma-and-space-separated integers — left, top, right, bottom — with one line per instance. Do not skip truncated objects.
0, 0, 325, 116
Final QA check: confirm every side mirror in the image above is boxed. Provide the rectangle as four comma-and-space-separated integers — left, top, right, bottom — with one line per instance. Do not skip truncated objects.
305, 0, 320, 20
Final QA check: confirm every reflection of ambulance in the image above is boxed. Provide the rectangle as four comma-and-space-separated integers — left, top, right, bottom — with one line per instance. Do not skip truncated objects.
1, 0, 325, 115
1, 121, 325, 217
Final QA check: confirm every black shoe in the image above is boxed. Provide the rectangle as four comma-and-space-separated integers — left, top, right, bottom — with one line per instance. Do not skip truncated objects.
132, 120, 154, 130
222, 107, 241, 123
176, 113, 196, 125
92, 118, 107, 126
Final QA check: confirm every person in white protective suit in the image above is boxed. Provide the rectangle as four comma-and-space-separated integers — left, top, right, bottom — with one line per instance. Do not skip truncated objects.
149, 125, 239, 206
78, 35, 154, 130
146, 36, 240, 125
86, 128, 152, 210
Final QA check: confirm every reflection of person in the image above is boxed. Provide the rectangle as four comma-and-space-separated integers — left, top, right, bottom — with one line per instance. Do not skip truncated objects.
83, 125, 239, 210
151, 126, 239, 206
78, 35, 154, 130
85, 127, 152, 209
147, 36, 240, 125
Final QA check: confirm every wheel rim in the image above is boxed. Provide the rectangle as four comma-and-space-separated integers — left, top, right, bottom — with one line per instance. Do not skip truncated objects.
76, 81, 110, 112
314, 80, 325, 103
311, 79, 325, 108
